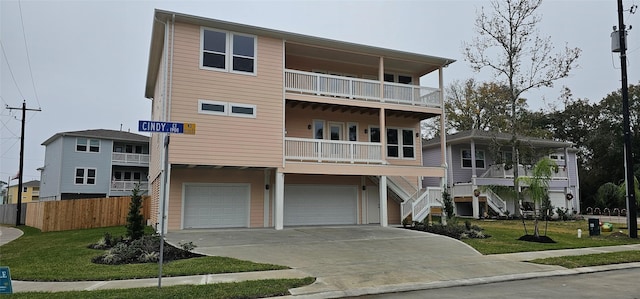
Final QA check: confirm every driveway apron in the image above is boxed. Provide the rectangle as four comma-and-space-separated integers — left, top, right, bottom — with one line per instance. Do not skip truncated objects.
165, 226, 562, 295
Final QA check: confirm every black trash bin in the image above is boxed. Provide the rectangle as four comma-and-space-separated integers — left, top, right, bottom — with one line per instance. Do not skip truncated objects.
588, 218, 600, 236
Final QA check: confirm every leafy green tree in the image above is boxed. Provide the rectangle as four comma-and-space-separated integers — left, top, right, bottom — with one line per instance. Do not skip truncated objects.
126, 185, 145, 240
517, 157, 556, 238
596, 182, 624, 210
444, 79, 514, 133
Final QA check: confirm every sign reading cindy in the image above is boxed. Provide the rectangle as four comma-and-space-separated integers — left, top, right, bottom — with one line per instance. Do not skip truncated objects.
138, 121, 196, 134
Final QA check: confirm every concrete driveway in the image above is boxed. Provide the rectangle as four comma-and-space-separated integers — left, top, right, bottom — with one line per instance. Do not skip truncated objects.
166, 226, 562, 297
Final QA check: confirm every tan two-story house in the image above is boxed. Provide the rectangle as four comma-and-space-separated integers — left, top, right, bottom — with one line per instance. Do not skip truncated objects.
144, 10, 454, 231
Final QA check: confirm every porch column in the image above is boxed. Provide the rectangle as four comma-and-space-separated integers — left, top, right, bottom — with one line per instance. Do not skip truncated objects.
379, 107, 387, 161
439, 67, 447, 172
471, 141, 479, 218
379, 175, 388, 227
274, 172, 284, 230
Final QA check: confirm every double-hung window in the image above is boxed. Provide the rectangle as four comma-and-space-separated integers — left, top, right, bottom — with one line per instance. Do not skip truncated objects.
201, 28, 256, 74
75, 168, 96, 185
76, 138, 100, 153
461, 149, 485, 168
386, 128, 415, 158
369, 127, 415, 159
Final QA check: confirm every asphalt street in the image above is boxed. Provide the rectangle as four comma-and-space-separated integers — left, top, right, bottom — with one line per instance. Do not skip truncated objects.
354, 268, 640, 299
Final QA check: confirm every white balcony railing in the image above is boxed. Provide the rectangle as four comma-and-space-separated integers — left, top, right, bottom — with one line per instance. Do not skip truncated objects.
110, 181, 149, 192
480, 164, 568, 180
284, 69, 441, 108
285, 137, 383, 164
112, 153, 150, 165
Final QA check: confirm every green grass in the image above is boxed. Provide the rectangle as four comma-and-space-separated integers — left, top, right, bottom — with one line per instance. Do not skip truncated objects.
0, 226, 287, 281
530, 250, 640, 268
4, 277, 316, 298
460, 219, 640, 254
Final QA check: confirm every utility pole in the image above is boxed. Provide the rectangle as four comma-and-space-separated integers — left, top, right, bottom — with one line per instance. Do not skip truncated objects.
614, 0, 637, 238
6, 101, 41, 226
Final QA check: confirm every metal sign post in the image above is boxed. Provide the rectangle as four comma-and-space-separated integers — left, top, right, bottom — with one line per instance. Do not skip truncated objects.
138, 120, 196, 288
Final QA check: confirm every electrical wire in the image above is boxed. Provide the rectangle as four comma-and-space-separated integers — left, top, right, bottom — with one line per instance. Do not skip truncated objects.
0, 40, 27, 102
18, 0, 41, 109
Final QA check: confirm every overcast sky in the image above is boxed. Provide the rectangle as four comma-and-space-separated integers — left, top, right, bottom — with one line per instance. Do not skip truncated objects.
1, 0, 639, 184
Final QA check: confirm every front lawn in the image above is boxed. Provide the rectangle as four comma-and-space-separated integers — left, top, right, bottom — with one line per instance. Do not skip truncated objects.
530, 250, 640, 268
460, 219, 640, 254
0, 226, 287, 281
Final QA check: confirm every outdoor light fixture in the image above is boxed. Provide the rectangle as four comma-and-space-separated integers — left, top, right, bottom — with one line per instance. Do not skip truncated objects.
307, 124, 312, 130
364, 129, 368, 134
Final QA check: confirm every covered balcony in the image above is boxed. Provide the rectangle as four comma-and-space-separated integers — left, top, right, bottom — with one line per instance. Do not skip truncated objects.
112, 153, 150, 167
284, 70, 441, 108
110, 181, 149, 193
285, 137, 383, 164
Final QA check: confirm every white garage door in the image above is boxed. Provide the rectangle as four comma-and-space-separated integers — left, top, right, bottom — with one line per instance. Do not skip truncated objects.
284, 185, 357, 226
183, 184, 250, 229
548, 191, 567, 210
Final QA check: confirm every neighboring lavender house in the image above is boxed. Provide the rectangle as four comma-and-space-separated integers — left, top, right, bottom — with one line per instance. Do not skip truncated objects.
423, 130, 580, 218
39, 129, 150, 200
144, 10, 453, 231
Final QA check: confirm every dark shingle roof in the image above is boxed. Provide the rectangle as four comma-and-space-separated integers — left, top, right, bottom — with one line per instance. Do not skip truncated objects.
42, 129, 149, 146
423, 129, 573, 149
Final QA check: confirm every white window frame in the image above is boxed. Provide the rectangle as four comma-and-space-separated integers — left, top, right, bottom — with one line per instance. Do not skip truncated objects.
198, 99, 227, 116
549, 153, 565, 161
385, 127, 415, 160
347, 122, 358, 142
76, 138, 100, 153
313, 119, 325, 139
74, 167, 97, 185
229, 102, 257, 118
198, 99, 256, 118
200, 27, 257, 75
461, 149, 486, 169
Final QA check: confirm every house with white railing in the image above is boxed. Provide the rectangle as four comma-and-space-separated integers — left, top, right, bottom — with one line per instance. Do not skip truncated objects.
38, 129, 150, 200
422, 130, 580, 218
144, 10, 453, 231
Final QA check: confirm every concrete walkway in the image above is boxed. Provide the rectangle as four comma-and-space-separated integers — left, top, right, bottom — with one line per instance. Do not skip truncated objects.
1, 225, 639, 298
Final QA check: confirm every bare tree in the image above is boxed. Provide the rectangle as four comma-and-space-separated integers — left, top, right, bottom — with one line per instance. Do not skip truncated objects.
463, 0, 580, 218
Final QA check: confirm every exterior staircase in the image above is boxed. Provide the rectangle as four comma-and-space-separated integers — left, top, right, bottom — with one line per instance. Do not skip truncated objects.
370, 176, 443, 223
485, 188, 507, 216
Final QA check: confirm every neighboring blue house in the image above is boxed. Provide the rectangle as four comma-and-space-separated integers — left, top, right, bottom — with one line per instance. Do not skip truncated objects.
423, 130, 580, 218
38, 129, 150, 200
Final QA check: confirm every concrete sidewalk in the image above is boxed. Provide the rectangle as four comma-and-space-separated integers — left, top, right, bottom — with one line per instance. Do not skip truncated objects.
1, 225, 639, 298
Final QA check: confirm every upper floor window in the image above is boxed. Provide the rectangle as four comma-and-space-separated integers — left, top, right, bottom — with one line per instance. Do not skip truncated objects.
198, 99, 257, 118
75, 168, 96, 185
201, 28, 256, 75
462, 149, 485, 168
549, 153, 565, 161
77, 138, 100, 153
369, 127, 415, 159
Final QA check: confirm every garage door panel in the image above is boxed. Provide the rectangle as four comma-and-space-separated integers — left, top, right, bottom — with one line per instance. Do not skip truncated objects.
284, 185, 357, 226
184, 184, 249, 229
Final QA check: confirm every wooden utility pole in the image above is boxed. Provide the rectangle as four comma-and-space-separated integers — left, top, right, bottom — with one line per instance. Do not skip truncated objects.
615, 0, 637, 238
6, 101, 41, 226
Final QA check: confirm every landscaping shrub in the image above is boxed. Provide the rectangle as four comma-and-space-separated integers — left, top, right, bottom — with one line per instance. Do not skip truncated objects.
91, 234, 203, 265
408, 220, 490, 240
126, 185, 145, 240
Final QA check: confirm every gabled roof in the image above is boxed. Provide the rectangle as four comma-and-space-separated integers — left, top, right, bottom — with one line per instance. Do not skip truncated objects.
9, 180, 39, 188
145, 9, 456, 99
42, 129, 149, 146
423, 129, 574, 149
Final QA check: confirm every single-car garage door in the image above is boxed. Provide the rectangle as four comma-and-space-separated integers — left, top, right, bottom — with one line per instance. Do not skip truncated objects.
183, 184, 250, 229
284, 185, 357, 226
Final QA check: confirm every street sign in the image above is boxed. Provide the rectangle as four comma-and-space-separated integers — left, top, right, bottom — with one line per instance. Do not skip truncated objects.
138, 121, 196, 134
0, 267, 12, 294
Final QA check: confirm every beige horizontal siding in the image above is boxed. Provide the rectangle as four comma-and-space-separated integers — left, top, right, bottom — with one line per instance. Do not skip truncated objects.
168, 22, 284, 168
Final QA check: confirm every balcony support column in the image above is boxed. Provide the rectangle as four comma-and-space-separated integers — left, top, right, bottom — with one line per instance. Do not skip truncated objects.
471, 141, 480, 218
274, 171, 285, 230
379, 108, 386, 162
379, 175, 388, 227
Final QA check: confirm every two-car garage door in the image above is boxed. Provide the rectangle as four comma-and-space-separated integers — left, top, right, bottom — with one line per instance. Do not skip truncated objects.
284, 185, 357, 226
182, 183, 358, 228
183, 184, 250, 229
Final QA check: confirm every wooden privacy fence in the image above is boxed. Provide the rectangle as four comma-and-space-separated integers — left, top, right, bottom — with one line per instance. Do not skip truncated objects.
25, 196, 151, 232
0, 203, 27, 225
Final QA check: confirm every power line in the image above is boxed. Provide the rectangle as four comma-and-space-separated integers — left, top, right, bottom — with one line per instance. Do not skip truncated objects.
0, 40, 27, 102
17, 0, 41, 108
